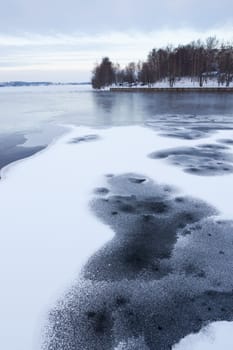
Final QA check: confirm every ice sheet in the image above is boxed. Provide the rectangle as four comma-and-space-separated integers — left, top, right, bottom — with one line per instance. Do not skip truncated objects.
1, 125, 233, 349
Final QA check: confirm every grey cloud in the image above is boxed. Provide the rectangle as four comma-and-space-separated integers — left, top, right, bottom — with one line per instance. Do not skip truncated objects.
1, 0, 233, 34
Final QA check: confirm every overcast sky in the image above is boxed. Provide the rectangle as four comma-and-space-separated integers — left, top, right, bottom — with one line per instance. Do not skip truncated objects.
0, 0, 233, 81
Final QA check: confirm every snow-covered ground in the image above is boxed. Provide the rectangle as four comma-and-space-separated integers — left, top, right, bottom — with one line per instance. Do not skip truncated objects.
1, 125, 233, 349
114, 77, 233, 88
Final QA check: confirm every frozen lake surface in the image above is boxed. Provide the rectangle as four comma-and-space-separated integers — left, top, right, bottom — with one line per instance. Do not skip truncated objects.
1, 85, 233, 349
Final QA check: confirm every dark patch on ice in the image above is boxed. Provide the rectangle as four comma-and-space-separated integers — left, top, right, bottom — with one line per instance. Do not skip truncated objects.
84, 177, 214, 282
94, 187, 110, 195
128, 177, 147, 184
217, 138, 233, 145
69, 134, 100, 144
198, 143, 229, 150
44, 174, 233, 349
0, 132, 45, 175
160, 126, 233, 140
146, 115, 233, 141
160, 128, 209, 140
149, 144, 233, 176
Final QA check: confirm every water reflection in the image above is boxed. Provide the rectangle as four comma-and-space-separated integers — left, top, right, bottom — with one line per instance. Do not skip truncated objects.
1, 87, 233, 169
90, 91, 233, 127
1, 87, 233, 131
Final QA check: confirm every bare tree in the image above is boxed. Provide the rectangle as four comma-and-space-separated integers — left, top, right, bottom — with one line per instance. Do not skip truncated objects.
92, 57, 115, 89
92, 38, 233, 89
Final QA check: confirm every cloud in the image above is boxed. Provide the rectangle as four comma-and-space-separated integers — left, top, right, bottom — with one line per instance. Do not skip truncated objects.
1, 0, 233, 34
1, 0, 233, 80
0, 26, 233, 81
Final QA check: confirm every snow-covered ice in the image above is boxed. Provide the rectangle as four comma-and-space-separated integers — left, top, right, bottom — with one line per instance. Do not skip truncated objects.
1, 125, 233, 349
173, 321, 233, 350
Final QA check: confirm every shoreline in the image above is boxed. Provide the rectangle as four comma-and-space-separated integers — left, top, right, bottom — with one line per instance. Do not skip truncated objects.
110, 87, 233, 93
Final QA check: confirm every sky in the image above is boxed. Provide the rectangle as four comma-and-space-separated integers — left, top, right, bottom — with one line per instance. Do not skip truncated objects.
0, 0, 233, 82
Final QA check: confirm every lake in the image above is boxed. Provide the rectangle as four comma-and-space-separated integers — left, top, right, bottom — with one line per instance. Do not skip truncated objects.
1, 85, 233, 350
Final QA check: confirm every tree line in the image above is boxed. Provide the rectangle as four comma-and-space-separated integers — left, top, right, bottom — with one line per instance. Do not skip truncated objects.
91, 37, 233, 89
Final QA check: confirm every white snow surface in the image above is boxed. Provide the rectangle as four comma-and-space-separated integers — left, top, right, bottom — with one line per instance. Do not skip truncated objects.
173, 321, 233, 350
1, 125, 233, 349
114, 77, 232, 88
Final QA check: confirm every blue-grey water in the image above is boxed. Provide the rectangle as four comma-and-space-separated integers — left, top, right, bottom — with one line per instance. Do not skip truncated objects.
1, 85, 233, 170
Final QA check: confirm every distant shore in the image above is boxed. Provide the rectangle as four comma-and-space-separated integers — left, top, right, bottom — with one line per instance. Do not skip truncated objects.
110, 87, 233, 93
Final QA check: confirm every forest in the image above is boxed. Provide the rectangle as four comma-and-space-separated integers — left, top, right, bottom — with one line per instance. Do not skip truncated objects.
91, 37, 233, 89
